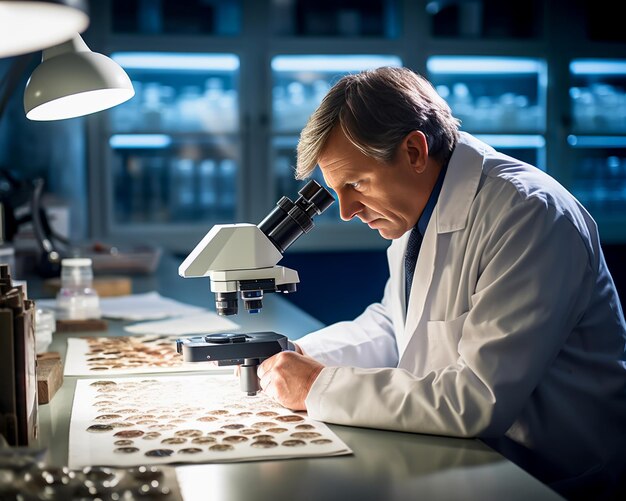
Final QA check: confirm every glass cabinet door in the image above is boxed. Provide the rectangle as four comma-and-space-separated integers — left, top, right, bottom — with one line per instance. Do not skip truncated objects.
270, 54, 402, 222
568, 136, 626, 217
570, 60, 626, 134
109, 135, 237, 224
106, 52, 240, 227
427, 56, 547, 134
568, 60, 626, 240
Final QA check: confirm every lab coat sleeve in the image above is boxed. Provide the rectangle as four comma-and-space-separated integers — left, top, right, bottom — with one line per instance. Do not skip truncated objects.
296, 278, 399, 368
305, 197, 596, 437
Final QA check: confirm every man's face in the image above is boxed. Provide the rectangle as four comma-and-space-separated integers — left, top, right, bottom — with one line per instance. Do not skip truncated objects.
318, 127, 435, 240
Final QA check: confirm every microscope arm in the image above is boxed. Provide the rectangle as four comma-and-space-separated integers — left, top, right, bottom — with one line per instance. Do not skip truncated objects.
179, 224, 282, 278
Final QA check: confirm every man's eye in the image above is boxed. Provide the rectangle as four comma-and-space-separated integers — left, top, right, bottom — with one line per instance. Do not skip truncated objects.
349, 182, 362, 191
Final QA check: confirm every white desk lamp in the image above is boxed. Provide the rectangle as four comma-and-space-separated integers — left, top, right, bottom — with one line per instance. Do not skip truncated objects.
23, 34, 135, 121
0, 0, 89, 58
0, 1, 134, 120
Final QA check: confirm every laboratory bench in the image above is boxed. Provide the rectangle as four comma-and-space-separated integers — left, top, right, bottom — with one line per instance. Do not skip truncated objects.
27, 253, 562, 501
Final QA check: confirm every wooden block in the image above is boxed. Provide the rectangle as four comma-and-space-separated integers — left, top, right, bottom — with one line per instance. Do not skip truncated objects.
56, 318, 108, 333
42, 276, 132, 297
37, 351, 61, 361
36, 353, 63, 405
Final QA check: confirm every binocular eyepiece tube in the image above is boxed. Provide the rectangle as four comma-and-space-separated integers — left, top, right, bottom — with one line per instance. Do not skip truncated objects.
258, 179, 335, 254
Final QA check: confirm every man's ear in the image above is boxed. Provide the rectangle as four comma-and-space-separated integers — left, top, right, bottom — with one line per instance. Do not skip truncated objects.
405, 131, 428, 174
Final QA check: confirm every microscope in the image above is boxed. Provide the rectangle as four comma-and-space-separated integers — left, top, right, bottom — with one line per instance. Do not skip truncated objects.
176, 179, 334, 395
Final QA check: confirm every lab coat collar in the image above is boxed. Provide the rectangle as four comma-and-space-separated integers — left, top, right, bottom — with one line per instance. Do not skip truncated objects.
397, 132, 487, 352
435, 132, 486, 234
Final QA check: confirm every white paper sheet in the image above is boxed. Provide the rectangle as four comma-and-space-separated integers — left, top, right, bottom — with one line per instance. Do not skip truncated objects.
124, 312, 239, 335
63, 336, 232, 376
35, 292, 207, 321
69, 375, 352, 468
99, 292, 207, 321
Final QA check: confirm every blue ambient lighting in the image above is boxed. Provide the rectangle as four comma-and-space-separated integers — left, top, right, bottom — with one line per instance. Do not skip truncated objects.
110, 53, 240, 71
109, 134, 172, 149
570, 60, 626, 75
567, 135, 626, 148
476, 135, 545, 148
427, 57, 545, 74
271, 55, 402, 72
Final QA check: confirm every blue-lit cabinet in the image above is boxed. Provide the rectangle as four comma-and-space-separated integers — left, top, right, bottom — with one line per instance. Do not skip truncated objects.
82, 1, 626, 251
421, 1, 626, 242
427, 56, 547, 170
91, 0, 409, 251
570, 60, 626, 134
568, 60, 626, 240
105, 53, 240, 227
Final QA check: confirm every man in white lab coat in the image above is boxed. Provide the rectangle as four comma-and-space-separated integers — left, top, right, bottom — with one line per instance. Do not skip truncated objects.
257, 67, 626, 497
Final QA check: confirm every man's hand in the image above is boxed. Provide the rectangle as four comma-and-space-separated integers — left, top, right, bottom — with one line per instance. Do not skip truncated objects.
232, 342, 305, 377
257, 351, 324, 411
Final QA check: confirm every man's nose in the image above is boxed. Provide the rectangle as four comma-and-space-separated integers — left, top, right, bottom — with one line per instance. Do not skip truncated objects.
337, 191, 362, 221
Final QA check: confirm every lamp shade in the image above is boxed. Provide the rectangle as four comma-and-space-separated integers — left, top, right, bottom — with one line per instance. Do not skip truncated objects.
24, 35, 135, 121
0, 0, 89, 58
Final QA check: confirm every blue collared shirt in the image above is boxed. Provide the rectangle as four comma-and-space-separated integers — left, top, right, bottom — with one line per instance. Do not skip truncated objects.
416, 162, 448, 238
404, 162, 448, 309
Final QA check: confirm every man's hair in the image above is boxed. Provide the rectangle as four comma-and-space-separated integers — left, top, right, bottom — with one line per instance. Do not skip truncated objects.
296, 66, 460, 180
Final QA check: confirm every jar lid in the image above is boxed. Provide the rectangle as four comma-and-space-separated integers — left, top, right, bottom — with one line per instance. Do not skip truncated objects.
61, 258, 92, 267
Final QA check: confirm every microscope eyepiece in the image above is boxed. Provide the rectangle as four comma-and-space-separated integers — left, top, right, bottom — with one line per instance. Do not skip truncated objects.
258, 179, 335, 253
298, 179, 335, 215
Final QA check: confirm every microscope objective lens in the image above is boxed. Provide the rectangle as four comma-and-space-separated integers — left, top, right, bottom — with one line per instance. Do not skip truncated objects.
215, 291, 238, 316
242, 290, 263, 313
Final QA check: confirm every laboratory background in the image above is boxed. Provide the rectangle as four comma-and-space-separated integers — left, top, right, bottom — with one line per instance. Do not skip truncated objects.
1, 0, 625, 325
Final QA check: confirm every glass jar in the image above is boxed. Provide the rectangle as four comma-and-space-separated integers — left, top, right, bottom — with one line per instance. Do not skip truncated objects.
55, 258, 101, 320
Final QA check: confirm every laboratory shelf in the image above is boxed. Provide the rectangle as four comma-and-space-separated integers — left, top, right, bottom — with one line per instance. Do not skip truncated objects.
271, 54, 403, 133
104, 52, 241, 229
71, 1, 625, 251
427, 56, 547, 134
108, 52, 240, 134
570, 59, 626, 135
567, 135, 626, 220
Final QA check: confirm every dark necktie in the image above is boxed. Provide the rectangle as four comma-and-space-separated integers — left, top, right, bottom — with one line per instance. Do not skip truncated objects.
404, 226, 422, 308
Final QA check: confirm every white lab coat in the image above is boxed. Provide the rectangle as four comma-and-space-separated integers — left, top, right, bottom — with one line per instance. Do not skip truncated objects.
298, 132, 626, 489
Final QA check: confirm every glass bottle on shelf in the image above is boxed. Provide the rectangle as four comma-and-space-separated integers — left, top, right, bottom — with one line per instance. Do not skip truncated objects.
169, 158, 197, 221
217, 159, 237, 218
198, 159, 217, 219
